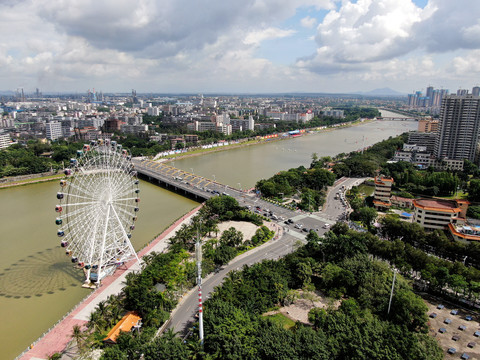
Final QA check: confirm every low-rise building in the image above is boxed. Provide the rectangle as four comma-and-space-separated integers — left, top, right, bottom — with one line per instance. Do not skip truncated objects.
448, 222, 480, 243
413, 198, 468, 230
391, 196, 414, 209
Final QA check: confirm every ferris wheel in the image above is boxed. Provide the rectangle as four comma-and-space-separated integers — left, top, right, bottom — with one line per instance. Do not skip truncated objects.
55, 140, 140, 285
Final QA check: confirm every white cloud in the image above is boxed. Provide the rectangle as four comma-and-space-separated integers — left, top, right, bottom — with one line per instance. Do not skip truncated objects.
0, 0, 480, 93
244, 28, 296, 46
310, 0, 422, 65
450, 50, 480, 76
300, 16, 317, 28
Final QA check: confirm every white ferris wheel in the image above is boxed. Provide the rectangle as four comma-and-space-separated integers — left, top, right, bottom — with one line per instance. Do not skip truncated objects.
55, 140, 140, 284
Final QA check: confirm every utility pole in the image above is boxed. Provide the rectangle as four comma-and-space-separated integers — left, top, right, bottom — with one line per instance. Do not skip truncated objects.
195, 230, 204, 345
387, 269, 397, 315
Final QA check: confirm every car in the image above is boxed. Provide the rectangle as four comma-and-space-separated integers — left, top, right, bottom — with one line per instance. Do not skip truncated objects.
284, 220, 290, 225
302, 228, 309, 232
439, 328, 447, 333
466, 315, 474, 321
287, 219, 294, 224
452, 335, 460, 341
444, 318, 452, 324
459, 325, 467, 331
447, 348, 456, 354
323, 223, 330, 229
437, 304, 445, 310
468, 342, 476, 348
461, 353, 470, 360
474, 331, 480, 337
451, 309, 459, 315
429, 312, 437, 318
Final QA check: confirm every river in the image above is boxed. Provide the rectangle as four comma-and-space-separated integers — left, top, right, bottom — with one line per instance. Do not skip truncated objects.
2, 114, 415, 359
173, 116, 416, 188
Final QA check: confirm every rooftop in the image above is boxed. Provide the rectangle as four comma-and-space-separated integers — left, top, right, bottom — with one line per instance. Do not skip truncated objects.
413, 198, 461, 213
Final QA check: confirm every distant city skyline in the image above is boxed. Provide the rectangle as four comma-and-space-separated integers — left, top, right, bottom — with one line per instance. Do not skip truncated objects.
1, 0, 479, 94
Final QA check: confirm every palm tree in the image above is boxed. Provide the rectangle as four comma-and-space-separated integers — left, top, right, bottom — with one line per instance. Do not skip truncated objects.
87, 311, 105, 333
71, 324, 86, 352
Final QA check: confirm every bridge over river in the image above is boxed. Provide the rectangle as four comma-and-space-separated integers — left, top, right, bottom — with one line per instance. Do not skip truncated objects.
132, 158, 360, 233
133, 158, 241, 202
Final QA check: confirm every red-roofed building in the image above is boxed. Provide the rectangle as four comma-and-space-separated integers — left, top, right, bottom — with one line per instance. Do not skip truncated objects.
373, 176, 394, 210
413, 198, 469, 230
103, 312, 142, 344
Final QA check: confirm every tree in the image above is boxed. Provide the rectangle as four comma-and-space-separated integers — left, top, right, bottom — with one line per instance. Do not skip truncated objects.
390, 289, 428, 332
469, 179, 480, 201
71, 324, 86, 352
220, 227, 243, 247
100, 347, 128, 360
357, 207, 378, 230
308, 307, 328, 329
322, 231, 368, 262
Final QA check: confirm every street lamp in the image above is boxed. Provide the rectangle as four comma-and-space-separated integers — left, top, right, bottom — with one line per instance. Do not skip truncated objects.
213, 174, 216, 182
238, 182, 242, 191
190, 167, 194, 174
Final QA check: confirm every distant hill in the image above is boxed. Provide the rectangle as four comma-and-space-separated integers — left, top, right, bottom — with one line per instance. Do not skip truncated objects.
356, 87, 405, 96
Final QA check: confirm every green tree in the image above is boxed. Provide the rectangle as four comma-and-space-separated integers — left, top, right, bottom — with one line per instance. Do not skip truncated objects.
357, 206, 378, 230
469, 179, 480, 201
220, 227, 243, 247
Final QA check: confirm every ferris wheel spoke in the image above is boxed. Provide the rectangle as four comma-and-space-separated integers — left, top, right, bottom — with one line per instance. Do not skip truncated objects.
61, 201, 99, 207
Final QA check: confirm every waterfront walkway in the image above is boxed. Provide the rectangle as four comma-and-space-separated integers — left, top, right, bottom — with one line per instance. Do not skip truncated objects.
18, 205, 203, 360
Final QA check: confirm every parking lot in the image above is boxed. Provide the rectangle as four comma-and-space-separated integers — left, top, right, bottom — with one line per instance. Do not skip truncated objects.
426, 298, 480, 359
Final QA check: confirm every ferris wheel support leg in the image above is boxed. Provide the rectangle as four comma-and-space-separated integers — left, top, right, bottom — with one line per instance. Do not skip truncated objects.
96, 204, 111, 286
85, 216, 101, 283
110, 204, 141, 265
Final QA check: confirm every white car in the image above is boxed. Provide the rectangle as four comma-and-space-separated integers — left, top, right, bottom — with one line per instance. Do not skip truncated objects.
323, 223, 330, 229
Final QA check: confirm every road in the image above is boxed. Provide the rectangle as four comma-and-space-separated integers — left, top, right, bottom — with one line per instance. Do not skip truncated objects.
166, 232, 301, 334
165, 176, 368, 335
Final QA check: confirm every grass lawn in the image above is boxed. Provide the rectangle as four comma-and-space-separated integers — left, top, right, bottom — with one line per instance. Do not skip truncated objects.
265, 313, 296, 330
356, 183, 375, 197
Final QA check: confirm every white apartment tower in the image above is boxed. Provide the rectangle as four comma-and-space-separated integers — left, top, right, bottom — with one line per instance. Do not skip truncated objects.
46, 121, 63, 141
0, 133, 10, 149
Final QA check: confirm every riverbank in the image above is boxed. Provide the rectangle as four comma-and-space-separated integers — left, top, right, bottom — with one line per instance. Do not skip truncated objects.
159, 118, 374, 163
0, 173, 62, 189
18, 204, 203, 360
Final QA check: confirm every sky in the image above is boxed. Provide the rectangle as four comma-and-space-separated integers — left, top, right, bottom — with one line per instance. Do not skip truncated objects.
0, 0, 479, 94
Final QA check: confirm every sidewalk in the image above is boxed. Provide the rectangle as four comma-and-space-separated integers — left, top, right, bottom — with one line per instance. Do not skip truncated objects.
19, 205, 203, 360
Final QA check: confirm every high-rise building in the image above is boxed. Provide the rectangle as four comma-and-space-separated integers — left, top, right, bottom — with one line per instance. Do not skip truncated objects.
46, 121, 63, 141
0, 133, 11, 149
426, 86, 434, 106
473, 86, 480, 97
434, 94, 480, 162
